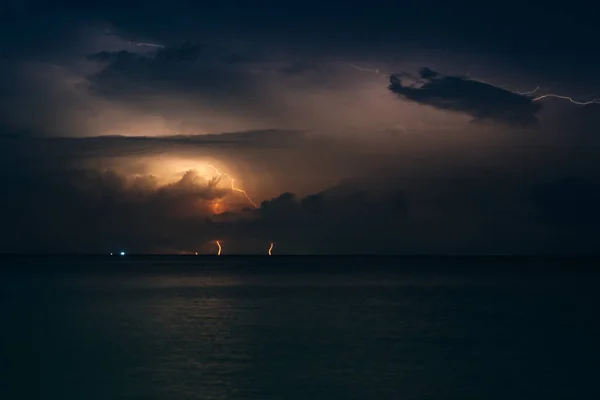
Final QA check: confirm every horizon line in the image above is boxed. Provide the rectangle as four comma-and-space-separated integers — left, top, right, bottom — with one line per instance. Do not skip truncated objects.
1, 253, 600, 258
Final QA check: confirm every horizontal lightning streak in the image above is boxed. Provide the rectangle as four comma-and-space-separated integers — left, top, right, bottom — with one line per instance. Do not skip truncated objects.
531, 94, 600, 105
350, 64, 383, 74
128, 41, 165, 48
516, 86, 540, 95
350, 64, 599, 107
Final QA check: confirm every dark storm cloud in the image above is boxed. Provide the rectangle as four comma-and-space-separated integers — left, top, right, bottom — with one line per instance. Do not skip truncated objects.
1, 167, 414, 254
84, 40, 356, 101
41, 130, 305, 157
86, 41, 265, 100
205, 174, 600, 255
388, 68, 543, 127
2, 2, 600, 255
77, 40, 373, 133
0, 167, 232, 253
0, 130, 308, 186
219, 186, 411, 254
1, 5, 596, 138
2, 130, 600, 254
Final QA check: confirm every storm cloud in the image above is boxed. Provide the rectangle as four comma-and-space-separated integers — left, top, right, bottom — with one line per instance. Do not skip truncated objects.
1, 4, 600, 255
2, 130, 600, 255
86, 42, 263, 100
388, 68, 543, 127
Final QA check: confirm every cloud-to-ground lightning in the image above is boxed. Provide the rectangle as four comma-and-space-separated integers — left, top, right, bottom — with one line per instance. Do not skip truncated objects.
350, 63, 599, 106
206, 165, 258, 208
216, 240, 222, 255
268, 242, 274, 256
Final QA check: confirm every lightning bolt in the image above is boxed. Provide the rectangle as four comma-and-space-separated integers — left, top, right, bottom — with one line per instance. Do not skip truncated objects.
531, 94, 600, 105
215, 240, 222, 256
467, 79, 599, 105
206, 165, 258, 208
350, 64, 599, 107
268, 242, 274, 256
350, 63, 387, 75
128, 41, 165, 48
515, 86, 540, 95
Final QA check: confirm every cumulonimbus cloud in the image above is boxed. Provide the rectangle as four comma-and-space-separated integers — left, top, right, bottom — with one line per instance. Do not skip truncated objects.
2, 131, 600, 254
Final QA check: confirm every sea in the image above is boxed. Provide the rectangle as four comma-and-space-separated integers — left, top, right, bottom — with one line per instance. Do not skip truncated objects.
1, 256, 598, 399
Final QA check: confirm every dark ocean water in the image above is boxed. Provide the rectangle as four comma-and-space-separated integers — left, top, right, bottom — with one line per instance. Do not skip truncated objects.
1, 256, 599, 399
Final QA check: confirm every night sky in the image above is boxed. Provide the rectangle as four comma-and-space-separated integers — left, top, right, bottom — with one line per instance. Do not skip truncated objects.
1, 2, 599, 254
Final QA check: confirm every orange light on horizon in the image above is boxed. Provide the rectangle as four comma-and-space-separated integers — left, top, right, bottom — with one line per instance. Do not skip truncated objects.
216, 240, 222, 256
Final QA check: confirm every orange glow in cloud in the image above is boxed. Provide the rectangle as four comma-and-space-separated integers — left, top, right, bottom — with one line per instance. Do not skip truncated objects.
138, 157, 258, 212
211, 199, 226, 214
207, 164, 258, 208
268, 242, 274, 255
216, 240, 222, 255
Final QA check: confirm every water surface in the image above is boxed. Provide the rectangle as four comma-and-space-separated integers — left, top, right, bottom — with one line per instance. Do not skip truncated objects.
1, 256, 598, 399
